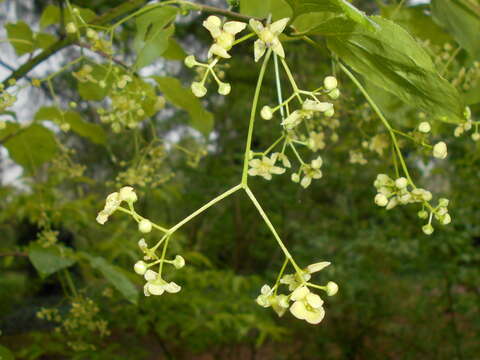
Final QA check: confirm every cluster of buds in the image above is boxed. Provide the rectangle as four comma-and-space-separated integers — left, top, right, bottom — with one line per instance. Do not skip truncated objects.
256, 261, 338, 325
184, 15, 247, 97
66, 8, 112, 55
134, 240, 185, 297
373, 174, 451, 234
454, 107, 479, 141
0, 83, 17, 112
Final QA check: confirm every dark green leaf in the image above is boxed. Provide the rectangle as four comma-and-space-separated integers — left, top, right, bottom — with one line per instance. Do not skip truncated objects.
4, 124, 58, 170
154, 76, 214, 135
431, 0, 480, 59
134, 6, 178, 69
0, 345, 14, 360
64, 111, 106, 145
85, 255, 138, 304
327, 16, 465, 123
163, 38, 187, 60
36, 33, 58, 49
239, 0, 292, 20
28, 243, 76, 278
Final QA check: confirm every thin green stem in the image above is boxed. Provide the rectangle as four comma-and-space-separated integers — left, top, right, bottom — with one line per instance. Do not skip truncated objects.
274, 257, 289, 295
263, 134, 285, 155
241, 49, 272, 185
273, 54, 285, 119
280, 58, 302, 102
244, 186, 302, 274
117, 207, 169, 233
63, 269, 78, 297
168, 184, 242, 234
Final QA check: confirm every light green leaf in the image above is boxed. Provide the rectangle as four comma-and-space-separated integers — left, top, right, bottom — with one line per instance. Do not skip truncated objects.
85, 255, 138, 304
4, 124, 58, 170
36, 33, 57, 49
28, 243, 76, 278
163, 38, 187, 60
40, 4, 60, 29
285, 0, 376, 30
5, 22, 35, 55
64, 111, 106, 145
154, 76, 214, 135
35, 106, 106, 144
134, 6, 178, 69
240, 0, 292, 20
431, 0, 480, 59
299, 15, 359, 36
0, 345, 14, 360
327, 16, 465, 123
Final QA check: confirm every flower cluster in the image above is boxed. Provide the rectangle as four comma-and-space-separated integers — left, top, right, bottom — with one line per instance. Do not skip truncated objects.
249, 18, 289, 62
0, 83, 17, 112
453, 108, 479, 141
249, 74, 340, 188
66, 9, 112, 55
185, 16, 247, 97
256, 261, 338, 325
373, 174, 451, 234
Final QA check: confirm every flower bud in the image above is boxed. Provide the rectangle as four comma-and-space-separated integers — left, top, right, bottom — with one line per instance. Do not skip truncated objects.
307, 261, 330, 274
328, 88, 340, 99
218, 82, 231, 95
86, 29, 98, 39
138, 219, 152, 233
60, 123, 70, 132
323, 76, 338, 90
184, 55, 196, 68
134, 260, 148, 275
438, 198, 449, 207
395, 177, 408, 189
433, 141, 447, 159
191, 82, 207, 97
418, 210, 428, 219
138, 238, 148, 250
260, 106, 273, 120
324, 108, 334, 117
119, 186, 137, 203
66, 22, 77, 34
291, 173, 300, 183
325, 281, 339, 296
440, 213, 451, 225
173, 255, 185, 269
96, 211, 109, 225
418, 121, 431, 133
422, 224, 434, 235
374, 193, 388, 207
472, 133, 480, 141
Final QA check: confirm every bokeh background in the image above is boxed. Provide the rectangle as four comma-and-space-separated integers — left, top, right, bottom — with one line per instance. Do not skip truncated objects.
1, 0, 479, 359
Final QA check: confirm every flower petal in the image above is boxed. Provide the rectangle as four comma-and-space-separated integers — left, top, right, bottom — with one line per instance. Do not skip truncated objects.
291, 286, 309, 301
304, 307, 325, 324
270, 18, 289, 35
165, 281, 182, 293
147, 283, 165, 295
144, 269, 157, 281
203, 16, 222, 38
290, 300, 308, 320
223, 21, 247, 35
249, 19, 264, 34
306, 293, 324, 309
254, 39, 266, 62
271, 39, 285, 58
209, 44, 231, 59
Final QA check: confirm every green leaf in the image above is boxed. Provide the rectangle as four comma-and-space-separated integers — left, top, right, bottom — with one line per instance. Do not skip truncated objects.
154, 76, 214, 135
28, 243, 76, 278
327, 16, 465, 123
85, 255, 138, 304
5, 22, 35, 55
134, 6, 178, 69
35, 106, 106, 144
285, 0, 376, 30
4, 124, 58, 170
0, 345, 14, 360
300, 15, 360, 36
240, 0, 292, 20
431, 0, 480, 59
36, 33, 58, 49
40, 4, 60, 29
381, 5, 451, 45
162, 38, 187, 60
64, 111, 106, 145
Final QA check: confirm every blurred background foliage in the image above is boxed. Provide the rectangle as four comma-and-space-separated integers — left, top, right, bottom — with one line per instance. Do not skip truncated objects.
0, 0, 479, 359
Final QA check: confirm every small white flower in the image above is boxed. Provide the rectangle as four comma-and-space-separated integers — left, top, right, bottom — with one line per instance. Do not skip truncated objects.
328, 88, 340, 99
289, 286, 325, 325
96, 211, 109, 225
138, 219, 152, 233
433, 141, 447, 159
302, 99, 333, 113
418, 121, 431, 133
143, 270, 182, 296
248, 154, 285, 180
66, 22, 77, 34
291, 173, 300, 183
218, 82, 231, 95
249, 18, 289, 62
184, 55, 197, 68
325, 281, 338, 296
422, 224, 434, 235
395, 177, 408, 189
203, 15, 246, 59
472, 133, 480, 141
307, 131, 326, 152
